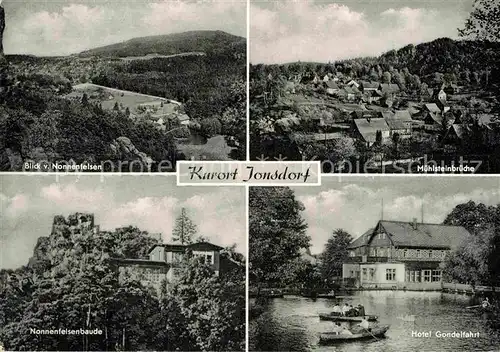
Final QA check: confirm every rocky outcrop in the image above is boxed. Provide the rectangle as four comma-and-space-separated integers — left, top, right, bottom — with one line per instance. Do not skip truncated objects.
0, 5, 5, 59
108, 136, 154, 171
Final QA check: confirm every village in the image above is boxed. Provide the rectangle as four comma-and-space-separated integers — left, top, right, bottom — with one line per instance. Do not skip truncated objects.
253, 68, 500, 172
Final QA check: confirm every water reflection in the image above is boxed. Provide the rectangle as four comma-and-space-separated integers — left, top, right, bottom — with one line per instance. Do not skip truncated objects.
249, 291, 500, 352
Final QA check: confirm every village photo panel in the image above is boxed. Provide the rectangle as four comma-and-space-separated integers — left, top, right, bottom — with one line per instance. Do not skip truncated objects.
249, 0, 500, 173
0, 174, 246, 351
248, 176, 500, 351
0, 0, 247, 172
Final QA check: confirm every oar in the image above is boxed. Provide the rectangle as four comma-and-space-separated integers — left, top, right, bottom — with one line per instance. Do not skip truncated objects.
466, 305, 481, 309
363, 327, 379, 341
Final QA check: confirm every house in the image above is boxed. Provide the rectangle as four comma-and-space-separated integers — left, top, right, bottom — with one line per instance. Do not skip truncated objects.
342, 220, 471, 289
323, 74, 330, 82
339, 86, 358, 101
325, 81, 339, 95
361, 81, 380, 92
422, 103, 441, 114
346, 79, 360, 88
353, 118, 391, 146
380, 84, 400, 97
112, 241, 228, 296
443, 124, 471, 146
424, 112, 443, 132
384, 110, 412, 138
443, 83, 460, 95
433, 88, 447, 103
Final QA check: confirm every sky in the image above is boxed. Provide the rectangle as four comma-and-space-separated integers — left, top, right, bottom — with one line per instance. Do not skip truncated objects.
293, 176, 500, 255
0, 175, 246, 269
1, 0, 247, 56
251, 0, 475, 63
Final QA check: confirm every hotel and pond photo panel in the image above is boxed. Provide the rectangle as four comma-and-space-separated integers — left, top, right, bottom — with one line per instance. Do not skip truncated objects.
0, 0, 246, 172
249, 0, 500, 173
0, 175, 246, 351
249, 177, 500, 351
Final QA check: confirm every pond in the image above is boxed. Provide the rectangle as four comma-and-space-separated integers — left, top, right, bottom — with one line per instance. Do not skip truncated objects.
249, 291, 500, 352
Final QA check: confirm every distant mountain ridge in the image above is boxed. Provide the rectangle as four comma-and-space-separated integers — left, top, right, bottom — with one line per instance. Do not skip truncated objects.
79, 30, 245, 58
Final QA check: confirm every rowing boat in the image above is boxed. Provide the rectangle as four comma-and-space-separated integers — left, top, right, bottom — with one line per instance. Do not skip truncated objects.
319, 313, 378, 322
319, 325, 390, 344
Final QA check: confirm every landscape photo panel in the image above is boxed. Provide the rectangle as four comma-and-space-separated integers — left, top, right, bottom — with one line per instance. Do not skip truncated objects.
249, 0, 500, 174
0, 174, 246, 351
0, 0, 247, 172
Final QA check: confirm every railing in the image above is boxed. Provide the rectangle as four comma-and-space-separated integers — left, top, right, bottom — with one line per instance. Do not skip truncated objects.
346, 255, 444, 263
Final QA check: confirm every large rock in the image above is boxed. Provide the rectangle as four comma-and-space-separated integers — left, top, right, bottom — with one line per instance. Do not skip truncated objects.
0, 5, 5, 59
108, 136, 154, 171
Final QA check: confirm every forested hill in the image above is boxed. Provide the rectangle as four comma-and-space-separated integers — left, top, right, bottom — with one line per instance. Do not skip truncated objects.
79, 30, 246, 58
377, 38, 500, 80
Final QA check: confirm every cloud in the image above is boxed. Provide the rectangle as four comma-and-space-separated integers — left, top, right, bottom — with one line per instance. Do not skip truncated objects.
1, 180, 246, 269
4, 0, 246, 56
298, 184, 500, 254
251, 1, 464, 63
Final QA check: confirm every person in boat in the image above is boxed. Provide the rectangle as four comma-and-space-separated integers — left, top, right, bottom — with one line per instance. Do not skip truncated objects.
341, 303, 350, 316
332, 303, 342, 315
482, 297, 491, 308
346, 304, 356, 317
331, 322, 343, 335
358, 317, 371, 331
357, 303, 366, 317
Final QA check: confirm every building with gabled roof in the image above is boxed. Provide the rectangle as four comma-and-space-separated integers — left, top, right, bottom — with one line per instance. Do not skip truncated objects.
384, 110, 413, 138
353, 118, 390, 146
112, 241, 233, 296
342, 219, 471, 289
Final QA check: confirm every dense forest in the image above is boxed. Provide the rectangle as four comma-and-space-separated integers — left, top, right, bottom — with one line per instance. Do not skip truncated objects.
0, 71, 181, 171
0, 214, 245, 351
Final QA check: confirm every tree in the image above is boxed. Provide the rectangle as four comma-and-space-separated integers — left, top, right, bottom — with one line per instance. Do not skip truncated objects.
125, 107, 130, 117
249, 187, 310, 289
458, 0, 500, 41
172, 208, 198, 245
160, 256, 245, 351
320, 230, 353, 282
113, 102, 120, 111
442, 202, 500, 287
81, 93, 89, 105
200, 117, 222, 138
382, 71, 392, 84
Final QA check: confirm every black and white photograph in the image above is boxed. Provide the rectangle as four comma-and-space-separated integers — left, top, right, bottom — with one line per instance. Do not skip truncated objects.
249, 0, 500, 173
0, 175, 246, 351
0, 0, 246, 172
249, 177, 500, 351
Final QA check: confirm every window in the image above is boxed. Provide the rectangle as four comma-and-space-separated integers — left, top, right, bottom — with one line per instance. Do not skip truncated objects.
415, 271, 421, 282
416, 250, 421, 258
362, 268, 368, 279
428, 250, 433, 258
423, 270, 432, 282
403, 250, 407, 258
386, 269, 396, 281
369, 268, 375, 280
432, 270, 442, 282
381, 233, 386, 239
194, 252, 214, 265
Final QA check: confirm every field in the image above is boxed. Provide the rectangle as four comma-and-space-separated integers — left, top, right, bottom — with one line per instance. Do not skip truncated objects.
120, 52, 206, 61
68, 83, 182, 114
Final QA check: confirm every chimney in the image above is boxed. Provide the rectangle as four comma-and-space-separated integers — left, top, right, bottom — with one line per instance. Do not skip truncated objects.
412, 218, 418, 230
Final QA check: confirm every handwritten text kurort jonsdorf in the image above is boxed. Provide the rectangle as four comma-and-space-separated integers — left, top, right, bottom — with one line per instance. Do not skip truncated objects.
187, 166, 312, 183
